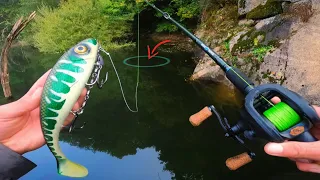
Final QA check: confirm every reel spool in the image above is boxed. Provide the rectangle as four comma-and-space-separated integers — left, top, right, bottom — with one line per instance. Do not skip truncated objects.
189, 84, 320, 170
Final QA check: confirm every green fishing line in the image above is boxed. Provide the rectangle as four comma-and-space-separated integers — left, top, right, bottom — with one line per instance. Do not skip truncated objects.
263, 102, 301, 132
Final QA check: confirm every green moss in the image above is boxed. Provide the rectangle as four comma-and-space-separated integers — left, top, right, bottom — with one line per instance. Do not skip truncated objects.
200, 5, 239, 41
246, 1, 283, 20
239, 0, 246, 9
267, 39, 281, 48
231, 30, 266, 53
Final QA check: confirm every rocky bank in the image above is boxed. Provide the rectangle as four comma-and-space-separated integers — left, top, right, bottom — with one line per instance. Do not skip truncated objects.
190, 0, 320, 104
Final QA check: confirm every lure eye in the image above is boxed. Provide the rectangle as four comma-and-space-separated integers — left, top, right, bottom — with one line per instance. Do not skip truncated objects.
74, 45, 88, 54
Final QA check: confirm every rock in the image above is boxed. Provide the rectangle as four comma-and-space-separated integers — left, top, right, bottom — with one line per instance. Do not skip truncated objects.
246, 0, 283, 19
282, 2, 291, 13
193, 54, 215, 73
214, 46, 222, 54
238, 19, 255, 26
190, 55, 234, 88
258, 12, 320, 104
229, 11, 302, 53
238, 0, 268, 16
254, 15, 301, 45
256, 35, 265, 43
312, 0, 320, 9
285, 0, 313, 22
243, 62, 253, 73
236, 58, 246, 66
275, 71, 284, 79
277, 0, 303, 2
229, 30, 249, 53
255, 16, 276, 30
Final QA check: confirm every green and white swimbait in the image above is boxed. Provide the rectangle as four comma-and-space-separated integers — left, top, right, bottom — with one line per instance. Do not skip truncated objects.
40, 38, 107, 177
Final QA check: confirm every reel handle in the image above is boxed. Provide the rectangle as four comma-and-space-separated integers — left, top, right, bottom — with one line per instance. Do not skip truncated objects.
225, 152, 253, 170
189, 107, 213, 126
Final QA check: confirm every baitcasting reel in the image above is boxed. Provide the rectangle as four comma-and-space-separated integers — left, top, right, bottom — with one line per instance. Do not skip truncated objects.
190, 84, 320, 170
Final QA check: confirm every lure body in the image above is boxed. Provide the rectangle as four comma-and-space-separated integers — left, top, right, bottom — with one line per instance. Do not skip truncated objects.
40, 38, 98, 177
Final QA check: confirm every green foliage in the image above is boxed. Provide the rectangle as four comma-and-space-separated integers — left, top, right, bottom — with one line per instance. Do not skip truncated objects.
224, 40, 230, 51
175, 0, 200, 20
0, 0, 59, 44
31, 0, 136, 53
0, 0, 19, 39
155, 23, 178, 33
252, 45, 274, 62
143, 0, 201, 33
18, 0, 59, 16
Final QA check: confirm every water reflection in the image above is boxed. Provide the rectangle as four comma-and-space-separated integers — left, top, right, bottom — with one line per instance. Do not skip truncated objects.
22, 143, 173, 180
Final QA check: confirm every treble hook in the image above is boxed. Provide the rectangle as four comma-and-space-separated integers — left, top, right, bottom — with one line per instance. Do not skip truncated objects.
97, 72, 108, 89
96, 54, 108, 89
86, 54, 108, 87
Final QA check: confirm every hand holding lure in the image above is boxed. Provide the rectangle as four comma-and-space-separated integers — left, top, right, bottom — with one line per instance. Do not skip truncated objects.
40, 37, 139, 177
145, 0, 320, 171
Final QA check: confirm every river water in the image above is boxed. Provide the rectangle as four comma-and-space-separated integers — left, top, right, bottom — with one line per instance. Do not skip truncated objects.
1, 37, 320, 180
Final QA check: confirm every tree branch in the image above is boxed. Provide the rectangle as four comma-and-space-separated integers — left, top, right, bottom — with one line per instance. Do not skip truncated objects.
0, 11, 36, 98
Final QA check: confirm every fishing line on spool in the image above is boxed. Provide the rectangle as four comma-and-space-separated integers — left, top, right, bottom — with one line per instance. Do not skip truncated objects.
263, 102, 300, 131
228, 68, 301, 130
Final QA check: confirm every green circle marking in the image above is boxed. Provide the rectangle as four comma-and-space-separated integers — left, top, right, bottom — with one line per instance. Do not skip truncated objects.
123, 55, 170, 68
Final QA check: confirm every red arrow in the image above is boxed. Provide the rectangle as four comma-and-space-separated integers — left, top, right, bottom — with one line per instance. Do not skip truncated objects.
147, 39, 171, 60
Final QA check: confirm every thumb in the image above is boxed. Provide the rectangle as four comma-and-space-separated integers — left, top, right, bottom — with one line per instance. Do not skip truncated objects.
264, 141, 320, 160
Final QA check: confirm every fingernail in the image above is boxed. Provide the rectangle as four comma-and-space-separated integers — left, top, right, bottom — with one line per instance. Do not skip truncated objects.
266, 143, 283, 155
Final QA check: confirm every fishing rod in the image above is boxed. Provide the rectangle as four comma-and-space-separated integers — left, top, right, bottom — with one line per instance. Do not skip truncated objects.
145, 0, 320, 170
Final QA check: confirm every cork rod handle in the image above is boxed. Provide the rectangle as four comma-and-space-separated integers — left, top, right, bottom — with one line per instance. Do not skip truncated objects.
226, 152, 253, 170
189, 107, 213, 126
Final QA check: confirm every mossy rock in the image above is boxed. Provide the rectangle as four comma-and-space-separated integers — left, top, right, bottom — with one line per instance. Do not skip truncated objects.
231, 29, 266, 54
246, 1, 283, 20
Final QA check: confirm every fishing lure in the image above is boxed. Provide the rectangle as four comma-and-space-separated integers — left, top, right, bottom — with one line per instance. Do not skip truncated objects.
40, 38, 108, 177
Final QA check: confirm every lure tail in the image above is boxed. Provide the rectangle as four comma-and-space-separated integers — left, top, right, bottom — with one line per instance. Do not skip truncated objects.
58, 158, 88, 177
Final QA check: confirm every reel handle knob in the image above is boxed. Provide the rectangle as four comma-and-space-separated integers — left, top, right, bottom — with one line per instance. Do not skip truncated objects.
226, 152, 253, 170
189, 107, 212, 126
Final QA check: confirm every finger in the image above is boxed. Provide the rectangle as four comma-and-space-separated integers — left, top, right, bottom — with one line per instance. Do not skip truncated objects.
64, 103, 81, 126
271, 96, 281, 104
64, 113, 75, 126
64, 88, 87, 126
312, 106, 320, 117
264, 141, 320, 160
296, 161, 320, 173
290, 158, 313, 163
78, 88, 87, 105
69, 88, 87, 112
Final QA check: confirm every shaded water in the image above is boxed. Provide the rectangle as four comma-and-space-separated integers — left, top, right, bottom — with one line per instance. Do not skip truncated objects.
1, 38, 320, 180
